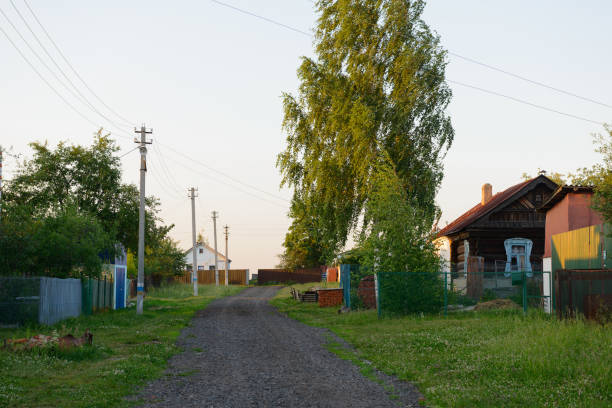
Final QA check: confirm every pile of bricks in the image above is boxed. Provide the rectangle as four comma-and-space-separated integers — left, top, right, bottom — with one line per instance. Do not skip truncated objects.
357, 275, 376, 309
317, 289, 343, 307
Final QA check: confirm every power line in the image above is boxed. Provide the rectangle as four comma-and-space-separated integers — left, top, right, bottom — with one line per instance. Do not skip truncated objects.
0, 22, 106, 134
21, 0, 136, 127
210, 0, 610, 119
118, 146, 139, 158
448, 80, 605, 125
0, 14, 134, 143
447, 52, 612, 109
155, 144, 289, 208
6, 1, 135, 134
158, 141, 290, 203
210, 0, 312, 37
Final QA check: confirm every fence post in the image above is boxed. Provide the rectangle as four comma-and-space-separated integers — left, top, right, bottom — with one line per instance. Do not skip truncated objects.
375, 273, 380, 319
522, 271, 527, 315
443, 272, 448, 317
103, 276, 107, 310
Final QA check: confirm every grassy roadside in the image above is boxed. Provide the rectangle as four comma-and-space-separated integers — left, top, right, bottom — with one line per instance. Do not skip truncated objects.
0, 284, 244, 408
272, 287, 612, 408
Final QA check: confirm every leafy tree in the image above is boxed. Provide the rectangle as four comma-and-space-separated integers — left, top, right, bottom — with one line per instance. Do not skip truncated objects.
5, 130, 160, 255
32, 208, 111, 278
2, 130, 180, 280
144, 237, 187, 286
0, 205, 111, 278
277, 195, 334, 269
277, 0, 453, 265
588, 125, 612, 223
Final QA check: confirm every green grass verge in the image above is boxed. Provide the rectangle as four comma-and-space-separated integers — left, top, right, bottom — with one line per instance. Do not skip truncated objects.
0, 283, 244, 408
272, 291, 612, 408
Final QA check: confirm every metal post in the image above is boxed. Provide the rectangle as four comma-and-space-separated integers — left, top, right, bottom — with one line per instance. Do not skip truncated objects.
134, 125, 152, 315
189, 187, 199, 296
224, 225, 229, 286
522, 271, 527, 315
212, 211, 219, 286
444, 272, 448, 317
375, 273, 380, 319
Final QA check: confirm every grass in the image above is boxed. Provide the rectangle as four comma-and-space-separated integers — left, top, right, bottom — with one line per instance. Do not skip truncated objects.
272, 289, 612, 408
0, 283, 244, 408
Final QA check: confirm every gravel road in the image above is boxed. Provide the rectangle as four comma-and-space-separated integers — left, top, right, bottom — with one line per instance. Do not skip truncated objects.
133, 286, 422, 407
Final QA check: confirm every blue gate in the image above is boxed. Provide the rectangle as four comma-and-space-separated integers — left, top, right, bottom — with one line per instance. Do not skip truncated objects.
115, 266, 126, 309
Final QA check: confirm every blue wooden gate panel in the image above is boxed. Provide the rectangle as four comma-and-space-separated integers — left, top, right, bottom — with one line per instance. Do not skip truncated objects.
340, 264, 351, 309
115, 266, 126, 309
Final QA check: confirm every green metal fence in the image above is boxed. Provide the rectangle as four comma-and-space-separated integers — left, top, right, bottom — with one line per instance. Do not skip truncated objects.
82, 277, 114, 315
374, 271, 552, 318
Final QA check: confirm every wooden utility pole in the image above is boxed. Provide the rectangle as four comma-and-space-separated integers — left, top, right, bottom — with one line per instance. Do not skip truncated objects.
189, 187, 199, 296
134, 125, 152, 315
224, 225, 229, 286
212, 211, 219, 286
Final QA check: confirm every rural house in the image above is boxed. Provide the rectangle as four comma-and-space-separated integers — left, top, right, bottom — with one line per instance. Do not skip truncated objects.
184, 242, 231, 271
436, 175, 558, 295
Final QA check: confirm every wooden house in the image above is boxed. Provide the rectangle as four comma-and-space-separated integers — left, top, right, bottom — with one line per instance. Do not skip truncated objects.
436, 175, 558, 275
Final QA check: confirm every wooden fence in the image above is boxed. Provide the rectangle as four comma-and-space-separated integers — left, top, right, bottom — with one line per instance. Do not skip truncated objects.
257, 267, 324, 284
174, 269, 249, 285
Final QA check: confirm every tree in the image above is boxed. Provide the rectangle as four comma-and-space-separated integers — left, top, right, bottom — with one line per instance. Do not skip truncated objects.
0, 204, 111, 278
2, 130, 180, 280
587, 125, 612, 223
144, 237, 187, 286
5, 130, 161, 255
277, 0, 453, 265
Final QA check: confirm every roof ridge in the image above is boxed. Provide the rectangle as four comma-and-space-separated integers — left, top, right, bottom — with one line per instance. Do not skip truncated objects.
437, 177, 535, 237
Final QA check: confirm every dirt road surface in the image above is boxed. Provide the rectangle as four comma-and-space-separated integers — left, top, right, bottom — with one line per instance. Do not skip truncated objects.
134, 286, 421, 407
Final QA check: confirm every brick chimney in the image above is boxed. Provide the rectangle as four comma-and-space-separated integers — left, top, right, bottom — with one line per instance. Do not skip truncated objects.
481, 183, 492, 206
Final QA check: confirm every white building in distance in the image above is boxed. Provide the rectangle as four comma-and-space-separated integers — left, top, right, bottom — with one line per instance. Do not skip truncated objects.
184, 242, 230, 271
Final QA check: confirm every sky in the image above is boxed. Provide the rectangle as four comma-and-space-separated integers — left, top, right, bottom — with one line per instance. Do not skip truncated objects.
1, 1, 611, 274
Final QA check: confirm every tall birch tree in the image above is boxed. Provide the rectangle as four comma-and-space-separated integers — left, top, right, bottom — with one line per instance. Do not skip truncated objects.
278, 0, 454, 267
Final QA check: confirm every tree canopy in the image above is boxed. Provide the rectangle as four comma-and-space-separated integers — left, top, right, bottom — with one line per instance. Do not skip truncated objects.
277, 0, 453, 269
1, 130, 185, 280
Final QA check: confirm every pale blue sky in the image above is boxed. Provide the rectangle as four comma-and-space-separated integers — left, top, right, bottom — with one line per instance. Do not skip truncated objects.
1, 1, 610, 272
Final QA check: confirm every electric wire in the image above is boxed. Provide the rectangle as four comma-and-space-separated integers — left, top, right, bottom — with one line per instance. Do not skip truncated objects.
21, 0, 137, 127
0, 23, 109, 136
155, 145, 289, 208
147, 155, 185, 201
150, 146, 186, 197
7, 1, 135, 134
0, 16, 134, 144
447, 52, 612, 109
152, 143, 183, 194
211, 0, 610, 120
158, 141, 290, 203
118, 146, 139, 158
448, 80, 605, 125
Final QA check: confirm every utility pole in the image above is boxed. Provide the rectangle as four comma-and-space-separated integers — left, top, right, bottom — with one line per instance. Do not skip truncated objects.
224, 225, 229, 286
212, 211, 219, 286
0, 146, 3, 222
189, 187, 199, 296
134, 125, 152, 315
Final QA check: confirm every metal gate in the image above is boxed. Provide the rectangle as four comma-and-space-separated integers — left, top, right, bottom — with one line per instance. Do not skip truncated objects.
115, 266, 126, 309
